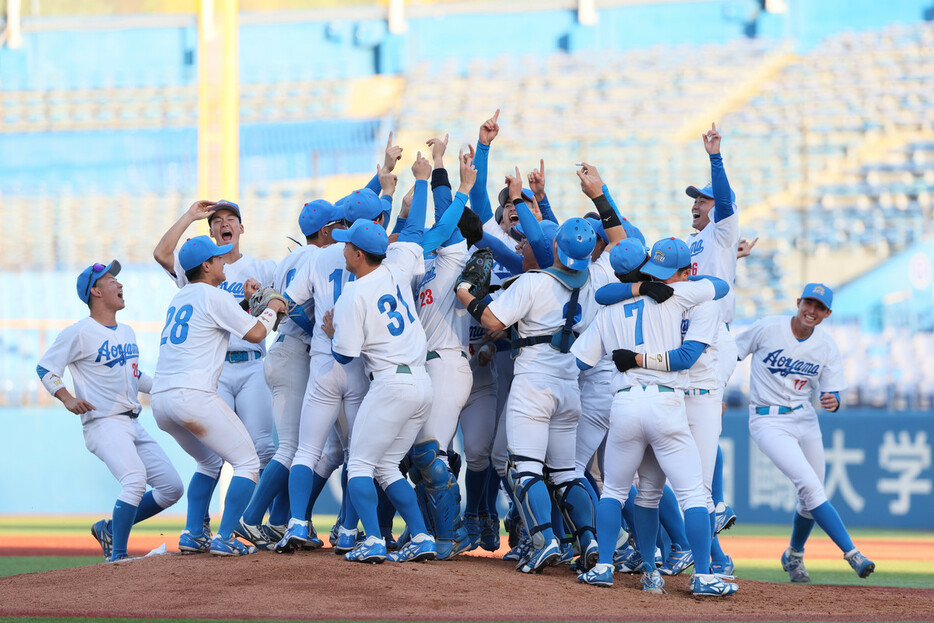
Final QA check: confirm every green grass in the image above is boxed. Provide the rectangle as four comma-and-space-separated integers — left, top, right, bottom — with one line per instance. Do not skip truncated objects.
0, 556, 101, 577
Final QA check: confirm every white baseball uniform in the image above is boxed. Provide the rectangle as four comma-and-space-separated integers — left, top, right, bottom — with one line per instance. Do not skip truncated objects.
736, 316, 847, 515
151, 282, 260, 482
37, 318, 182, 508
571, 280, 717, 511
166, 251, 277, 466
332, 241, 431, 487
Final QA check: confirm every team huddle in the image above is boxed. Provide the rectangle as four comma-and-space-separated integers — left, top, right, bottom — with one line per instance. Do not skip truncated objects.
37, 111, 876, 595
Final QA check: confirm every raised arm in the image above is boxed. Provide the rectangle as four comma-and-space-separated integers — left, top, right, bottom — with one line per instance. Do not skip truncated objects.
471, 110, 499, 224
153, 200, 217, 274
398, 152, 431, 245
704, 123, 734, 223
422, 149, 476, 252
427, 134, 453, 220
528, 159, 557, 223
578, 163, 625, 246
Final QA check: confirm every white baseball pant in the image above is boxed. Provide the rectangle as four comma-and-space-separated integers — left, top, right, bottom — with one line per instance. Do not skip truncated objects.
217, 358, 276, 468
460, 361, 499, 472
685, 387, 724, 512
574, 368, 613, 475
417, 350, 472, 449
490, 350, 514, 478
83, 415, 183, 508
263, 335, 311, 469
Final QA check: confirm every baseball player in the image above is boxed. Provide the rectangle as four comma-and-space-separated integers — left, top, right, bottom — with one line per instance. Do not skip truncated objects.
37, 261, 183, 562
572, 237, 737, 596
324, 151, 438, 564
234, 200, 342, 549
153, 200, 278, 493
736, 283, 875, 582
150, 235, 287, 556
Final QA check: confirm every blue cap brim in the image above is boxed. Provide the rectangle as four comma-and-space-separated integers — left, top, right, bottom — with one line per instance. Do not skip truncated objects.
641, 261, 676, 280
558, 248, 591, 271
331, 229, 352, 243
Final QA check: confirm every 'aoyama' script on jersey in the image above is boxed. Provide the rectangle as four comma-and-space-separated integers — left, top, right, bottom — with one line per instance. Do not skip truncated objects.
735, 315, 846, 408
417, 240, 470, 353
38, 318, 144, 424
152, 282, 258, 394
688, 211, 739, 324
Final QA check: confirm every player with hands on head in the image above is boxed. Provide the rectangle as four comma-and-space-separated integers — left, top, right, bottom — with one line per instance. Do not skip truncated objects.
37, 261, 183, 562
150, 235, 286, 557
736, 283, 874, 583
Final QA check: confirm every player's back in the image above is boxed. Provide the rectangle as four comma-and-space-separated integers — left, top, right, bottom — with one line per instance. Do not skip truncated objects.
417, 240, 470, 352
153, 283, 256, 394
273, 244, 321, 343
309, 242, 355, 356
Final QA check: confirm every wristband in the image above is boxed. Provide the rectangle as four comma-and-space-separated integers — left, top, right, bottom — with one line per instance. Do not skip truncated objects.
257, 308, 277, 335
642, 351, 670, 372
41, 372, 66, 396
431, 168, 451, 190
592, 194, 621, 230
511, 197, 526, 206
466, 298, 488, 323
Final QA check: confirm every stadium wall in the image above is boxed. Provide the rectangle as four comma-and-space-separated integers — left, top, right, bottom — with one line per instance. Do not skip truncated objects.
1, 0, 931, 89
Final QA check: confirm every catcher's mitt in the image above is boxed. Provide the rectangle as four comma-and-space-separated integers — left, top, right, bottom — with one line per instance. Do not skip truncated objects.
455, 248, 494, 300
248, 286, 292, 330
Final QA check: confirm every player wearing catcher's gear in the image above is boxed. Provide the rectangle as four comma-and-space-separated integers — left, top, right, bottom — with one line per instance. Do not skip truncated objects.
736, 283, 875, 582
235, 200, 342, 550
150, 236, 287, 556
37, 261, 183, 562
326, 151, 438, 564
153, 199, 278, 481
573, 238, 737, 596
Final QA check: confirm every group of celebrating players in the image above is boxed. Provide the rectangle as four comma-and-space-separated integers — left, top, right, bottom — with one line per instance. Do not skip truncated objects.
37, 109, 875, 596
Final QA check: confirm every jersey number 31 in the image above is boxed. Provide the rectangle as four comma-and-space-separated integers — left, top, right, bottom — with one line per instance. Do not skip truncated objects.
378, 286, 416, 336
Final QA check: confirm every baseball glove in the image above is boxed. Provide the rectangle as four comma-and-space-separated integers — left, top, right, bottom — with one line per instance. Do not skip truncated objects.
248, 286, 292, 330
455, 249, 495, 300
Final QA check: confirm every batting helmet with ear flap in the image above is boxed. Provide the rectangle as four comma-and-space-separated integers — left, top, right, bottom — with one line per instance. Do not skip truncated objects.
555, 217, 596, 271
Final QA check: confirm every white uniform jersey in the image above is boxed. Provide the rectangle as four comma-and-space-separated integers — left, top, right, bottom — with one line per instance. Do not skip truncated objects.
736, 315, 847, 408
38, 318, 146, 424
487, 269, 598, 378
688, 211, 739, 324
417, 240, 470, 353
580, 250, 617, 378
169, 251, 275, 355
331, 241, 427, 375
273, 244, 321, 345
152, 282, 258, 394
683, 299, 720, 390
572, 280, 717, 391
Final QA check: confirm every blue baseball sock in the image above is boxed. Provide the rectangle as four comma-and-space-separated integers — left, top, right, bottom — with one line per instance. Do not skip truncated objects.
342, 484, 361, 532
384, 479, 428, 536
133, 491, 163, 524
659, 485, 689, 548
287, 465, 315, 522
347, 476, 381, 540
683, 506, 711, 574
268, 485, 290, 526
551, 497, 567, 545
712, 446, 724, 505
336, 464, 349, 526
622, 485, 637, 534
218, 476, 256, 539
186, 472, 217, 535
377, 485, 396, 537
484, 469, 500, 516
242, 459, 289, 525
110, 500, 138, 560
809, 502, 855, 553
633, 504, 660, 572
465, 468, 487, 516
203, 476, 219, 529
306, 470, 330, 522
596, 497, 623, 565
710, 512, 728, 561
790, 510, 816, 551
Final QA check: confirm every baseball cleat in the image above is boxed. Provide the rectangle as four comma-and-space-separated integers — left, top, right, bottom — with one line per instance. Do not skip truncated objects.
344, 536, 387, 564
108, 553, 131, 563
178, 528, 212, 554
504, 505, 521, 549
845, 550, 875, 578
328, 521, 340, 547
714, 502, 737, 534
658, 545, 694, 576
333, 527, 358, 555
274, 519, 309, 554
578, 539, 600, 573
781, 547, 811, 583
578, 562, 614, 587
479, 513, 501, 552
557, 542, 576, 566
709, 554, 735, 576
91, 519, 113, 560
464, 513, 482, 551
262, 523, 287, 542
233, 520, 275, 551
202, 519, 213, 541
517, 538, 560, 574
209, 534, 257, 557
641, 567, 667, 594
302, 523, 324, 550
691, 573, 739, 596
613, 543, 643, 573
387, 533, 437, 562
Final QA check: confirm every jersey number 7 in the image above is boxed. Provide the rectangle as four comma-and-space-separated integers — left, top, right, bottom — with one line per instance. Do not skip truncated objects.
624, 300, 644, 346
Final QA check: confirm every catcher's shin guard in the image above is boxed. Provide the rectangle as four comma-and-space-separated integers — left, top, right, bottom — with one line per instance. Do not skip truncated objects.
505, 451, 552, 550
548, 475, 597, 550
411, 441, 461, 542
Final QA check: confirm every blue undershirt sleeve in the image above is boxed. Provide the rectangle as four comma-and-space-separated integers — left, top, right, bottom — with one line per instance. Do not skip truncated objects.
689, 274, 730, 300
36, 365, 50, 379
576, 358, 593, 371
666, 340, 706, 371
538, 194, 557, 223
515, 201, 553, 268
398, 180, 428, 245
476, 232, 522, 275
710, 153, 735, 223
470, 142, 494, 224
391, 217, 407, 235
422, 192, 467, 254
365, 174, 381, 195
332, 348, 353, 365
595, 282, 636, 306
821, 391, 841, 412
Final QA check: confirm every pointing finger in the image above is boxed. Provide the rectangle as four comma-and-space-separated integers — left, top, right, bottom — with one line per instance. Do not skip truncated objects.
387, 131, 393, 149
493, 109, 500, 124
539, 159, 545, 175
444, 133, 449, 146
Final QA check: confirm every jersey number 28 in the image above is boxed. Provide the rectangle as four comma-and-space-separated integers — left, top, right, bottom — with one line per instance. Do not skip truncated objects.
378, 285, 416, 336
161, 304, 193, 345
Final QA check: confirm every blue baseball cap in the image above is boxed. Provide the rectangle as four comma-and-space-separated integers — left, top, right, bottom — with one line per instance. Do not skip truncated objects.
207, 199, 242, 224
585, 217, 607, 243
685, 183, 736, 203
343, 189, 384, 223
332, 219, 388, 256
801, 282, 833, 310
178, 235, 233, 271
77, 260, 121, 304
673, 238, 692, 269
610, 240, 648, 275
498, 187, 535, 208
556, 218, 596, 271
642, 237, 688, 281
299, 199, 335, 236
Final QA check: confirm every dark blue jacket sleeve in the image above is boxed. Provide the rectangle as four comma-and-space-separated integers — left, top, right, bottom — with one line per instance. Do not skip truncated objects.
476, 232, 522, 275
398, 179, 428, 245
689, 274, 730, 300
422, 192, 467, 253
710, 153, 735, 223
666, 340, 706, 371
470, 142, 494, 224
